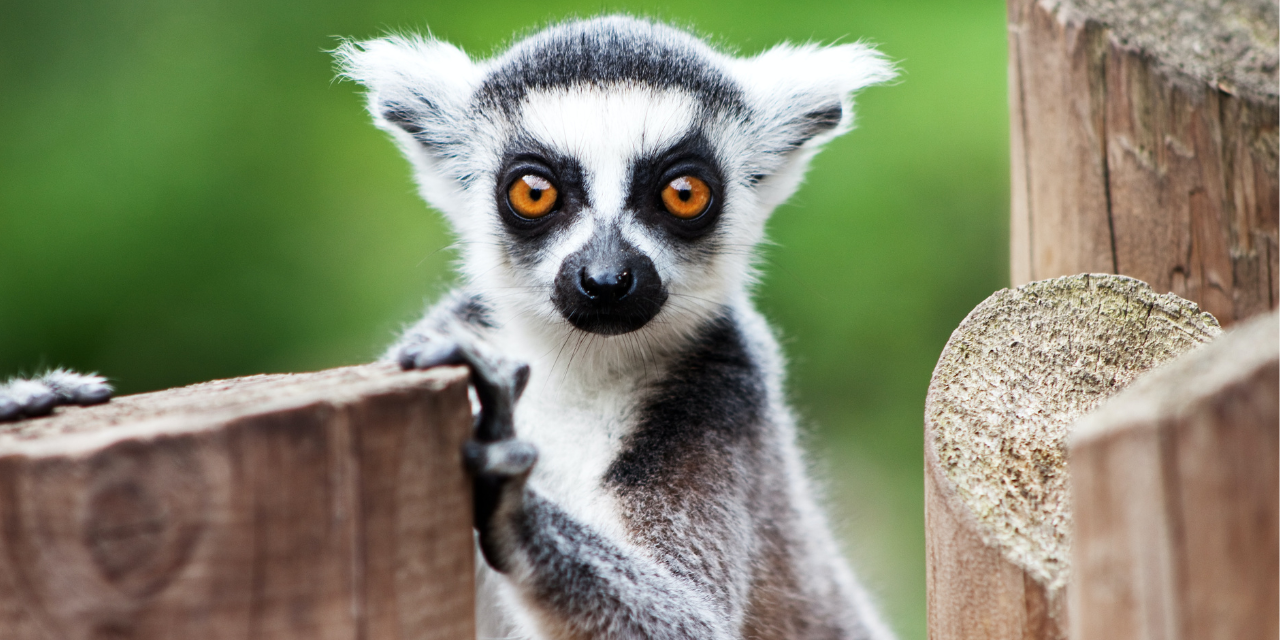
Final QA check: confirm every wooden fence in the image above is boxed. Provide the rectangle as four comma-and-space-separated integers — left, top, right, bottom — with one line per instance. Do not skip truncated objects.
926, 0, 1278, 638
1008, 0, 1278, 325
0, 365, 475, 640
925, 276, 1277, 640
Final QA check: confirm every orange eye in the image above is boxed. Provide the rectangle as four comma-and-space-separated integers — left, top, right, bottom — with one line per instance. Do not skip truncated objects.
508, 174, 558, 218
661, 176, 711, 219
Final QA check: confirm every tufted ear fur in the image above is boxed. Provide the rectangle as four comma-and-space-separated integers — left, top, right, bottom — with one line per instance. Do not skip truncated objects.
336, 35, 482, 151
335, 35, 488, 218
734, 42, 894, 150
727, 42, 894, 207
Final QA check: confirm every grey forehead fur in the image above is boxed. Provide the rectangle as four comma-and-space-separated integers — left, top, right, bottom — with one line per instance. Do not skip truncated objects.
476, 17, 747, 116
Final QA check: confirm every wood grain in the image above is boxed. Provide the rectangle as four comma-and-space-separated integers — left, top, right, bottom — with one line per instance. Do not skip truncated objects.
1070, 310, 1279, 640
0, 364, 475, 640
1007, 0, 1278, 325
925, 274, 1219, 640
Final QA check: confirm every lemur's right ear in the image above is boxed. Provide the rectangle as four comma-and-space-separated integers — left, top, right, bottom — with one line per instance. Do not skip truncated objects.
335, 35, 481, 155
725, 42, 894, 210
733, 42, 895, 154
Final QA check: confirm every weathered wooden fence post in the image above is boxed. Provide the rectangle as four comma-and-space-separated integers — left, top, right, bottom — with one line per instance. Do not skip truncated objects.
924, 274, 1220, 639
0, 364, 475, 640
1070, 310, 1278, 640
925, 272, 1280, 640
981, 2, 1280, 633
1008, 0, 1279, 325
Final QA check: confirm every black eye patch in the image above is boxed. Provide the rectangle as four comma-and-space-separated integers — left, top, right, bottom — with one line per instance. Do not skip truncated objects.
625, 131, 725, 241
493, 138, 590, 267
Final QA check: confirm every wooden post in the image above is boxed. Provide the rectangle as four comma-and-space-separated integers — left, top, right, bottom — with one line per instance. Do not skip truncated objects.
0, 363, 475, 640
1008, 0, 1279, 325
1070, 310, 1279, 640
924, 274, 1219, 639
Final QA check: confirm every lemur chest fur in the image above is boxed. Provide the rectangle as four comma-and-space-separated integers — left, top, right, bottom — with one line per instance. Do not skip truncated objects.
489, 310, 766, 540
512, 364, 636, 536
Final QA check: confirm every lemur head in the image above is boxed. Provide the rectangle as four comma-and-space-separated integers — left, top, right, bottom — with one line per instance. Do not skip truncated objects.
339, 17, 891, 345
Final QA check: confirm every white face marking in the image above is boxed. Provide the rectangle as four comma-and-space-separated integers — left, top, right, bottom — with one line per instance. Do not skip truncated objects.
519, 86, 699, 224
453, 84, 768, 376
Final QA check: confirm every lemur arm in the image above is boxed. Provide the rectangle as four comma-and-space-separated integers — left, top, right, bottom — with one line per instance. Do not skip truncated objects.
390, 290, 744, 639
471, 455, 737, 640
497, 492, 737, 639
382, 289, 497, 365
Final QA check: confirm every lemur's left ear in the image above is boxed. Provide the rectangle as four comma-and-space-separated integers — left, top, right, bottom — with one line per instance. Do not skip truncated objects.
731, 42, 895, 153
335, 35, 481, 156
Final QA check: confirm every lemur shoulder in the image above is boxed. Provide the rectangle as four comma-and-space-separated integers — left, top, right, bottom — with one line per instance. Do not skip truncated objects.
340, 16, 895, 640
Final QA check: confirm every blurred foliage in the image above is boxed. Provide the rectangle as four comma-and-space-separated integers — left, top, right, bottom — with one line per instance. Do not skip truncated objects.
0, 1, 1008, 637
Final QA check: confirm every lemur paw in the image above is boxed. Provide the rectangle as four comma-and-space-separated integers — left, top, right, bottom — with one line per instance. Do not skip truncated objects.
395, 332, 529, 442
465, 437, 539, 477
465, 437, 538, 573
0, 369, 113, 422
396, 332, 534, 572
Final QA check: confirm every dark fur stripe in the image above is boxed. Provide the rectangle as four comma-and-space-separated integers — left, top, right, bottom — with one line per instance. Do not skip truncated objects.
477, 17, 746, 116
456, 293, 496, 328
606, 312, 764, 488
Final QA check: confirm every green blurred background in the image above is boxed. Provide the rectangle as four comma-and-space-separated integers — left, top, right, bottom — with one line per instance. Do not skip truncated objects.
0, 1, 1008, 637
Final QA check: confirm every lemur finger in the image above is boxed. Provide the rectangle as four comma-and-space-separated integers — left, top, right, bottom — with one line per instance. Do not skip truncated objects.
464, 438, 539, 477
465, 438, 538, 573
397, 335, 466, 370
0, 370, 113, 423
392, 333, 528, 441
0, 380, 57, 421
39, 369, 113, 406
0, 396, 21, 422
511, 362, 530, 402
457, 341, 528, 443
394, 332, 525, 390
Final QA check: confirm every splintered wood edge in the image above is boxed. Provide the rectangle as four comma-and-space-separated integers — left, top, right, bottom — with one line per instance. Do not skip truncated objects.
0, 364, 471, 458
925, 274, 1220, 591
1072, 309, 1279, 445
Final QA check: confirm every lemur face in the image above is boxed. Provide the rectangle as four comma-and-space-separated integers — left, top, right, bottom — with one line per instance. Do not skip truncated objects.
339, 17, 892, 340
488, 87, 725, 335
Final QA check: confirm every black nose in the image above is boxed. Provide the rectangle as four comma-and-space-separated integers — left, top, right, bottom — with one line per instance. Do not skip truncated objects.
552, 228, 667, 335
580, 266, 634, 303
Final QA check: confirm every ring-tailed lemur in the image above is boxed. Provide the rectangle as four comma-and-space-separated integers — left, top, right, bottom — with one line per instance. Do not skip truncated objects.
339, 16, 895, 640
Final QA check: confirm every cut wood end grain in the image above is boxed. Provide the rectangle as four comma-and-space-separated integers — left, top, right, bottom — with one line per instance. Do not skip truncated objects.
1073, 308, 1279, 445
1056, 0, 1278, 100
926, 274, 1219, 590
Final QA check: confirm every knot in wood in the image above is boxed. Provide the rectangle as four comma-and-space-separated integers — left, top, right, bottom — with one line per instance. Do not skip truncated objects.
83, 442, 206, 598
86, 481, 166, 584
